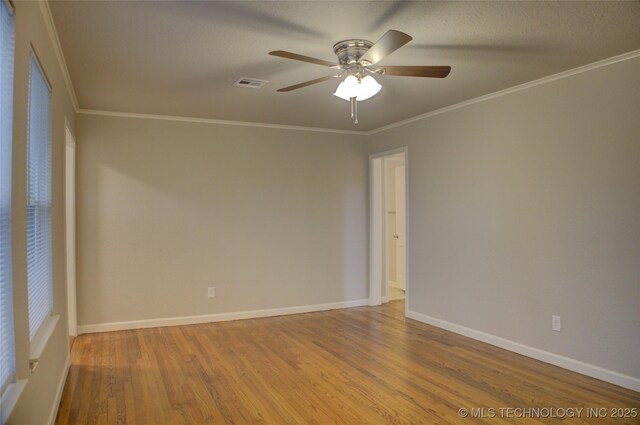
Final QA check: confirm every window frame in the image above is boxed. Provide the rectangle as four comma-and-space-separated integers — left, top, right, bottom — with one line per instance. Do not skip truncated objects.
0, 0, 16, 401
26, 46, 54, 350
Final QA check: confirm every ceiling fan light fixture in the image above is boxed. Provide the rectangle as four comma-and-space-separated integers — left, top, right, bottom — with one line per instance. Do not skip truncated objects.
333, 75, 381, 102
356, 75, 382, 101
333, 75, 359, 100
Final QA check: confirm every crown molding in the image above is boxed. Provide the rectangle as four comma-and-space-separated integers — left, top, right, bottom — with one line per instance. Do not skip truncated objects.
38, 0, 79, 111
38, 0, 639, 137
78, 48, 640, 137
77, 109, 368, 135
366, 48, 640, 135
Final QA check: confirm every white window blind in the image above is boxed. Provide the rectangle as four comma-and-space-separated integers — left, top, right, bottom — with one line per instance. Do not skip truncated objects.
0, 0, 15, 398
27, 52, 52, 342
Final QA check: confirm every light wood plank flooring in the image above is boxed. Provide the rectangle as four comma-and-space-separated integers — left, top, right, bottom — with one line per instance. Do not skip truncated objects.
56, 301, 639, 424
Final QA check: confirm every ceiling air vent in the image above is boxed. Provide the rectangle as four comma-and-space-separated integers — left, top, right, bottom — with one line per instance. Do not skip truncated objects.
233, 78, 268, 89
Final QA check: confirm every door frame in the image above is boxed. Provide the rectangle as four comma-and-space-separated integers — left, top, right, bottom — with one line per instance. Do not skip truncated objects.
369, 147, 409, 311
64, 119, 77, 339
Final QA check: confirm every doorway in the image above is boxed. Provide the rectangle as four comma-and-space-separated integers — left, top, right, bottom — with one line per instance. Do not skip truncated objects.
386, 156, 406, 301
369, 147, 408, 310
65, 122, 77, 347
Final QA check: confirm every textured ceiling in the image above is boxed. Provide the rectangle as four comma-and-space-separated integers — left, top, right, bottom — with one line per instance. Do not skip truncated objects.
50, 1, 640, 131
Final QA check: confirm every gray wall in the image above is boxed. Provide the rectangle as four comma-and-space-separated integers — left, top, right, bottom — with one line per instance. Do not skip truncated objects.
75, 115, 369, 326
74, 56, 640, 383
369, 57, 640, 379
8, 2, 76, 424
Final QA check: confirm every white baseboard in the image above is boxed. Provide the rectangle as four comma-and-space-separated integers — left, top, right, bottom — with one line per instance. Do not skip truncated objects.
406, 310, 640, 392
381, 295, 389, 303
78, 299, 368, 334
47, 353, 71, 425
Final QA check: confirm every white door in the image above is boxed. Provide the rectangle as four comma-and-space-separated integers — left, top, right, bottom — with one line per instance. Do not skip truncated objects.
65, 128, 77, 339
395, 166, 406, 290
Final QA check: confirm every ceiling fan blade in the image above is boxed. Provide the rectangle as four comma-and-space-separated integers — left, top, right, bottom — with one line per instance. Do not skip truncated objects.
269, 50, 337, 67
382, 66, 451, 78
358, 30, 413, 65
276, 75, 336, 92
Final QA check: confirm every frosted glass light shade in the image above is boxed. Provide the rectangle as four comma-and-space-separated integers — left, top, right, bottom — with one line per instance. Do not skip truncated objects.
333, 75, 359, 100
333, 75, 381, 101
356, 75, 382, 101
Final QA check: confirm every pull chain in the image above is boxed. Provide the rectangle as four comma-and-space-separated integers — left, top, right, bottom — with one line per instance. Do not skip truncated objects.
354, 97, 358, 124
350, 97, 358, 124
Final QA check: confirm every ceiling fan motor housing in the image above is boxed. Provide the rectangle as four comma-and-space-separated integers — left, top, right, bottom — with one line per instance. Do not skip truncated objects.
333, 39, 374, 66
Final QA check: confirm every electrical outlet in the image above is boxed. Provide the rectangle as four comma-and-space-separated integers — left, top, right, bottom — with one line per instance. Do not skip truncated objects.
552, 315, 561, 332
208, 287, 216, 298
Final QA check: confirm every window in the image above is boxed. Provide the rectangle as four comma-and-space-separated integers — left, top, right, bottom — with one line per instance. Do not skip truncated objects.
0, 0, 15, 398
27, 51, 52, 342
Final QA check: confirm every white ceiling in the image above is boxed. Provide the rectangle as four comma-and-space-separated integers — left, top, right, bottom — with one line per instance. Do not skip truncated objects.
50, 1, 640, 132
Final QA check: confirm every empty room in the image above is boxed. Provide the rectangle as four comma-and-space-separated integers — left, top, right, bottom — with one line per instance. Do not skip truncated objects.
1, 1, 639, 424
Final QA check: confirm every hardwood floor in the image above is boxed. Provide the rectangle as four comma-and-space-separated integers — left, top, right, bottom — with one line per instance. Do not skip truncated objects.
56, 301, 639, 424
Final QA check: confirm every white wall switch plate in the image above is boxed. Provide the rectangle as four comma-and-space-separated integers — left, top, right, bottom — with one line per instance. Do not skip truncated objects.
208, 287, 216, 298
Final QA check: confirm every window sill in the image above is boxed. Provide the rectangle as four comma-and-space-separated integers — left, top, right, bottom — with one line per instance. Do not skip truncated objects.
0, 315, 61, 422
29, 314, 60, 373
0, 379, 27, 424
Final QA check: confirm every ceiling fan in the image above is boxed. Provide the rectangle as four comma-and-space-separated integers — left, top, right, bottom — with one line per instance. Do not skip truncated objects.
269, 30, 451, 124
